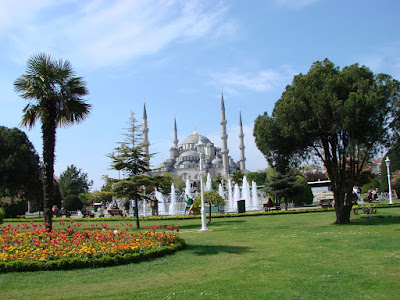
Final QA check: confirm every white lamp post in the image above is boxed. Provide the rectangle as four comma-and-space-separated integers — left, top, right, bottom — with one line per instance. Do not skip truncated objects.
196, 138, 208, 231
385, 156, 393, 205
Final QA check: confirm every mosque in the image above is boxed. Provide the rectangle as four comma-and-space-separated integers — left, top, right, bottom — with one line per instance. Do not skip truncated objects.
143, 91, 247, 182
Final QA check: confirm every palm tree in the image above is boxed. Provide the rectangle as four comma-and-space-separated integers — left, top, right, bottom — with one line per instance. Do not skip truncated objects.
14, 53, 91, 230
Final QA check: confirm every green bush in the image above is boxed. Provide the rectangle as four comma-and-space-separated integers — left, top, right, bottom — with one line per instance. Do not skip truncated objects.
63, 195, 83, 211
288, 175, 314, 205
0, 207, 5, 224
3, 200, 26, 218
361, 177, 380, 193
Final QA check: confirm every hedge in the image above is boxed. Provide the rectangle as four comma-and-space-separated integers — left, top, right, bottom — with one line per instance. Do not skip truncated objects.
4, 203, 400, 223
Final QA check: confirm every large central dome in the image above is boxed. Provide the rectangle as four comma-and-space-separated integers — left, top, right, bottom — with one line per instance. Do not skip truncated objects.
181, 133, 210, 145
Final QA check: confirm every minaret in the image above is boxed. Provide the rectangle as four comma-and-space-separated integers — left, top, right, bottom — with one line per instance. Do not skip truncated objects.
220, 90, 230, 178
173, 116, 178, 148
239, 110, 246, 171
143, 102, 150, 162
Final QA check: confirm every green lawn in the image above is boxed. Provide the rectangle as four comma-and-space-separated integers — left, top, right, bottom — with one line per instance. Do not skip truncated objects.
1, 208, 399, 299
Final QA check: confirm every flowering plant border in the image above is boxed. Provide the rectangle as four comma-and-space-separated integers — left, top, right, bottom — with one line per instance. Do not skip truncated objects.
0, 222, 185, 273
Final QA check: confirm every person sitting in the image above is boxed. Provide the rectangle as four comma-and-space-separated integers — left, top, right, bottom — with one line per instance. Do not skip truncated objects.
52, 205, 59, 217
98, 206, 105, 218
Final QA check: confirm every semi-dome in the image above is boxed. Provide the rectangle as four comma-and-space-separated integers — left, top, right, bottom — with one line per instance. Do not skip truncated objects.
211, 157, 223, 165
179, 150, 199, 158
181, 133, 210, 145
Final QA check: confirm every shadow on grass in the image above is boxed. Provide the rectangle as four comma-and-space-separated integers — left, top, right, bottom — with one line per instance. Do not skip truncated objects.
349, 215, 400, 226
186, 244, 251, 256
160, 220, 246, 231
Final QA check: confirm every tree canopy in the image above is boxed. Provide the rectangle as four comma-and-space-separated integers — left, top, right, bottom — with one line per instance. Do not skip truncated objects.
59, 164, 93, 199
267, 172, 303, 206
246, 171, 267, 186
254, 59, 400, 223
0, 126, 42, 217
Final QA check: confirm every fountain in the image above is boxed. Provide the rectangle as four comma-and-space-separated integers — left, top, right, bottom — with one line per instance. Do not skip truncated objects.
241, 176, 251, 211
228, 179, 234, 212
155, 189, 166, 216
218, 183, 224, 198
168, 183, 177, 216
142, 199, 147, 217
205, 173, 212, 191
233, 183, 241, 212
185, 178, 192, 199
251, 181, 259, 210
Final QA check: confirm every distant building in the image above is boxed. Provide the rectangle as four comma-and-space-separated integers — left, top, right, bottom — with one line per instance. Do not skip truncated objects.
370, 158, 382, 175
144, 91, 246, 181
308, 180, 332, 196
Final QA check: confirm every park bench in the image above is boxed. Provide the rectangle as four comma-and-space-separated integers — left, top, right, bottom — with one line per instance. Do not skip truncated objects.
108, 209, 123, 216
319, 199, 333, 208
60, 210, 71, 218
263, 203, 281, 211
81, 210, 94, 218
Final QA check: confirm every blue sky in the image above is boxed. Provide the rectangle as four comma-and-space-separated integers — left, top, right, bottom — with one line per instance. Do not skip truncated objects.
1, 0, 399, 190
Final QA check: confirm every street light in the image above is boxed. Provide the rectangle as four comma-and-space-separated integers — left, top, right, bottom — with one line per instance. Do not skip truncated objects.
385, 156, 393, 205
196, 138, 208, 231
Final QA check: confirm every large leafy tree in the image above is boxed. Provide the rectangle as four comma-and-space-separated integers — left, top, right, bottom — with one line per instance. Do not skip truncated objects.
14, 53, 91, 230
254, 59, 400, 223
59, 164, 93, 199
0, 126, 42, 217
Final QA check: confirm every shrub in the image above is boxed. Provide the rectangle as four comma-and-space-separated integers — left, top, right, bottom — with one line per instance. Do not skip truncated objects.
63, 195, 83, 211
2, 200, 26, 218
288, 175, 314, 205
0, 207, 5, 224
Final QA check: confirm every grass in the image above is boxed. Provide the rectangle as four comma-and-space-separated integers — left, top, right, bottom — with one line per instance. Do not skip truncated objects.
1, 208, 400, 299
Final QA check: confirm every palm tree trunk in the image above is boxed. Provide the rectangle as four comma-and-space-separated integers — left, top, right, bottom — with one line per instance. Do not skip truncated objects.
42, 105, 56, 231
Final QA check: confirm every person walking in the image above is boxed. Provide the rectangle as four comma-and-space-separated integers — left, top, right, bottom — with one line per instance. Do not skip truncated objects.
184, 195, 191, 215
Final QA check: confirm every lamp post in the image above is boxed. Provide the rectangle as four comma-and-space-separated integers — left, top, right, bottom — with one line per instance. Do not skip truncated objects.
196, 138, 208, 231
385, 156, 393, 205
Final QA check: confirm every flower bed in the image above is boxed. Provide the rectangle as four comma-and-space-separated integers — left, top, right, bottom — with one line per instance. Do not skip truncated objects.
0, 221, 184, 272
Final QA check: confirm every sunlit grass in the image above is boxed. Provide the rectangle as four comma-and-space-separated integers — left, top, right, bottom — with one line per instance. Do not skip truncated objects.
1, 208, 399, 299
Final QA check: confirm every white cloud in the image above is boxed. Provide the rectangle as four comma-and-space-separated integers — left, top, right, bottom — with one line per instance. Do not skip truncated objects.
0, 0, 55, 30
1, 0, 233, 69
209, 65, 295, 93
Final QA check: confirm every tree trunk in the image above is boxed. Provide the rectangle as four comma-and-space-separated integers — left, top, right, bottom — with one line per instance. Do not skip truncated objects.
134, 198, 140, 229
42, 110, 56, 231
335, 205, 352, 223
332, 182, 352, 224
208, 203, 212, 224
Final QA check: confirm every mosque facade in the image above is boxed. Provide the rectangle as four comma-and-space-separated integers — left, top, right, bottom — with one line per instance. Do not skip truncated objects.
144, 92, 246, 181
